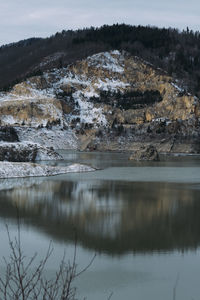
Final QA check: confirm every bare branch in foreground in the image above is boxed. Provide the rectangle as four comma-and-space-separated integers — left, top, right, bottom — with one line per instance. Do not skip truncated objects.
0, 225, 95, 300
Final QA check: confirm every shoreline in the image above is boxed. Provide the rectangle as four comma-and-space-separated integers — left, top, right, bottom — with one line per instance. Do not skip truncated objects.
0, 162, 95, 179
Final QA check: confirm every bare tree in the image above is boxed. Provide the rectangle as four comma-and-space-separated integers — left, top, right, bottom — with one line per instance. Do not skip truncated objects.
0, 224, 95, 300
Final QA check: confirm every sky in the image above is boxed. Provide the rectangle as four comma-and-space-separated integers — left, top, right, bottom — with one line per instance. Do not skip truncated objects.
1, 0, 200, 46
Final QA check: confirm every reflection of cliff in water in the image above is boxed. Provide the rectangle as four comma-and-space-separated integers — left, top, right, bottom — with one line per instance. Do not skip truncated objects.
0, 178, 200, 255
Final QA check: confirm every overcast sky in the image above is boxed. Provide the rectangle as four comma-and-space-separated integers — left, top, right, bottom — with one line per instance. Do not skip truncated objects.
1, 0, 200, 46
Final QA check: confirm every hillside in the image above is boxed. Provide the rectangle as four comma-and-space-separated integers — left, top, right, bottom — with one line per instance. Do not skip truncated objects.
1, 24, 200, 98
0, 50, 199, 153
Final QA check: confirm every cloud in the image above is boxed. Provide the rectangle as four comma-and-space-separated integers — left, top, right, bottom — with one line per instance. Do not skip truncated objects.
0, 0, 200, 45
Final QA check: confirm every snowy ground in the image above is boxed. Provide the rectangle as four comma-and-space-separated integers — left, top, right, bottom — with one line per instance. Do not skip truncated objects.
0, 162, 95, 179
16, 127, 78, 150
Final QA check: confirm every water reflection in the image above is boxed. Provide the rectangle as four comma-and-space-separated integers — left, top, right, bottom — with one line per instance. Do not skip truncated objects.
0, 176, 200, 254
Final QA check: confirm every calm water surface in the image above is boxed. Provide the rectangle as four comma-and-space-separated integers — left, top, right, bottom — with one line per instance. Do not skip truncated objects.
0, 151, 200, 300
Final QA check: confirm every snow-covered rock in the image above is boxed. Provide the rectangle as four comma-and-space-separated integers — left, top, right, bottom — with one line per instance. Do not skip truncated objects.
15, 128, 78, 150
0, 50, 199, 153
0, 162, 95, 179
0, 142, 62, 162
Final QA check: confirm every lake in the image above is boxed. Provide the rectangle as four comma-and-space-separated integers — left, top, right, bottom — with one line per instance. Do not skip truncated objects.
0, 151, 200, 300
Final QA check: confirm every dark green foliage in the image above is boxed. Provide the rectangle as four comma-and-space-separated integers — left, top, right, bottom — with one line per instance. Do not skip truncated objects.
91, 89, 162, 109
0, 126, 19, 142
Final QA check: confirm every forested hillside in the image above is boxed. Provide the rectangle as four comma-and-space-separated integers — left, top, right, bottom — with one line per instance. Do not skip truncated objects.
1, 24, 200, 97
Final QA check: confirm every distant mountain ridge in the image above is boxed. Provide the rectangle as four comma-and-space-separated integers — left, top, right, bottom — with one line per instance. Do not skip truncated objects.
1, 24, 200, 98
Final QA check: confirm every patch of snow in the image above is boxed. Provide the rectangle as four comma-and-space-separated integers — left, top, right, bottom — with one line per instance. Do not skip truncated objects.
94, 78, 129, 92
152, 117, 170, 123
16, 127, 78, 150
0, 87, 51, 102
1, 115, 17, 125
0, 162, 95, 179
87, 51, 125, 73
58, 72, 90, 87
71, 91, 107, 126
82, 88, 99, 99
111, 50, 121, 55
171, 82, 184, 93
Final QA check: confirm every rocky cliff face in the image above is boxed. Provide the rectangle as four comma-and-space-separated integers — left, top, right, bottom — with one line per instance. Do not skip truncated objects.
0, 50, 199, 153
0, 98, 65, 127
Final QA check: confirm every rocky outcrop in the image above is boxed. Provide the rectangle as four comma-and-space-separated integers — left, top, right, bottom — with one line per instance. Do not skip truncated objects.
0, 142, 62, 162
0, 98, 65, 128
129, 145, 159, 161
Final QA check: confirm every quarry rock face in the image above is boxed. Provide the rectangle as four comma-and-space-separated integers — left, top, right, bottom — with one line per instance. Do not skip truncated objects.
0, 50, 199, 153
0, 98, 64, 128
